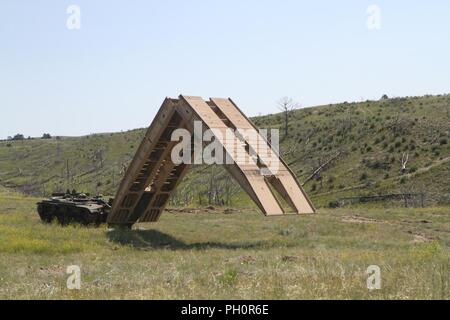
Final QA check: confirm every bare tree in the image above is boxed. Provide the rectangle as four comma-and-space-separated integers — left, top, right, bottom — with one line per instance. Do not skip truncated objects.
388, 110, 411, 136
223, 175, 240, 206
278, 97, 299, 138
112, 166, 116, 188
280, 143, 298, 158
66, 159, 70, 190
120, 163, 127, 175
401, 152, 409, 174
94, 147, 105, 169
56, 139, 61, 158
302, 151, 342, 186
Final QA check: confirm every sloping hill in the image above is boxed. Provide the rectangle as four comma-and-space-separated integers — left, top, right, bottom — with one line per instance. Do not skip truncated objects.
1, 94, 449, 208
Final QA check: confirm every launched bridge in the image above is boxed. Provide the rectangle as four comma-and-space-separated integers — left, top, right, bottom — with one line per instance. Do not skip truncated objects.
107, 95, 315, 226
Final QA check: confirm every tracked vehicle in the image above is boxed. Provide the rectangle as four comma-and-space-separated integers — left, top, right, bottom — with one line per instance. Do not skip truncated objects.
37, 193, 111, 226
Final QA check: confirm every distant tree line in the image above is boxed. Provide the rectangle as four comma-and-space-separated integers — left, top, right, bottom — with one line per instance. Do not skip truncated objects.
5, 133, 52, 141
7, 134, 25, 141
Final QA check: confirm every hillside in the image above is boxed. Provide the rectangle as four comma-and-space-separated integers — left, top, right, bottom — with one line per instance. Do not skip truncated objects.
0, 94, 449, 208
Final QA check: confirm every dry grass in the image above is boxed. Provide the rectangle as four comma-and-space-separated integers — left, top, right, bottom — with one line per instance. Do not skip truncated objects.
0, 190, 448, 299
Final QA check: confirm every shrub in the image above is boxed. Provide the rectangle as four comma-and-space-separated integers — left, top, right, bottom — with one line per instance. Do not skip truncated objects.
440, 138, 448, 145
328, 201, 340, 208
218, 269, 238, 286
11, 134, 24, 141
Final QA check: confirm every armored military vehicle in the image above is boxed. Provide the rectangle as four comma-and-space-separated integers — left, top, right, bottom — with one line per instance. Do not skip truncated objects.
37, 192, 111, 226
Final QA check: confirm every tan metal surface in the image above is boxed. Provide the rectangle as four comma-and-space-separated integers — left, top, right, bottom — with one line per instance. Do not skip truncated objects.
107, 95, 315, 226
108, 99, 189, 225
180, 96, 285, 216
210, 97, 316, 214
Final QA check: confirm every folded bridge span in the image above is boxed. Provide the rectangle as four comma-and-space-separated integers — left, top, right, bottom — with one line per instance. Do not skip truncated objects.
107, 95, 315, 226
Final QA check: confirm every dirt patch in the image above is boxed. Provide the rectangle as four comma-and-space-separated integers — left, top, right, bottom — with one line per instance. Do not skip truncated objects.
281, 255, 298, 263
38, 265, 65, 276
240, 255, 257, 265
165, 208, 201, 214
165, 207, 241, 215
224, 208, 239, 214
342, 215, 383, 224
407, 231, 435, 243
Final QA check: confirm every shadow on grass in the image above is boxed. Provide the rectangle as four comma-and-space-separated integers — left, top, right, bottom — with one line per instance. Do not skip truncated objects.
107, 229, 273, 251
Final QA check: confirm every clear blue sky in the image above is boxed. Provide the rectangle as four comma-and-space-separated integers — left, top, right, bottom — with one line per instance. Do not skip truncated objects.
1, 1, 449, 138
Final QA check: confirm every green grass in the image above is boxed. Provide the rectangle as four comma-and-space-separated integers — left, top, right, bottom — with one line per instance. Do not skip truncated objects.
0, 189, 448, 299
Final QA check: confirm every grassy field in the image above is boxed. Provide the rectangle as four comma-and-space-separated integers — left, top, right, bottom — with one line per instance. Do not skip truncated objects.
0, 188, 448, 299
